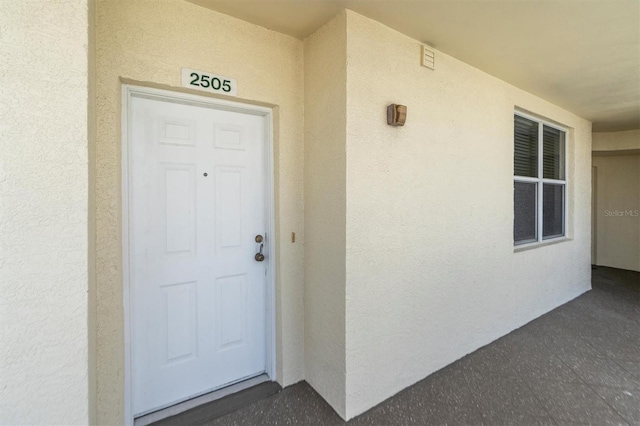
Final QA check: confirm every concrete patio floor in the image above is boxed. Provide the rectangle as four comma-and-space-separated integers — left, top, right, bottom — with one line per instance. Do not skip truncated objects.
157, 266, 640, 426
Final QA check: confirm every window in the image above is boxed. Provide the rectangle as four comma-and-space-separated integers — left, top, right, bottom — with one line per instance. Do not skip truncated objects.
514, 113, 566, 245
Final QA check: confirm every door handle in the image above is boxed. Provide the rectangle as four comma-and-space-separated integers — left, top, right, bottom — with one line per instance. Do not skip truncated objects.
255, 244, 264, 262
255, 235, 265, 262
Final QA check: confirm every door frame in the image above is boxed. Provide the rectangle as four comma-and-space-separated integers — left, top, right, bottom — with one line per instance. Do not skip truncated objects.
121, 84, 277, 425
591, 165, 597, 265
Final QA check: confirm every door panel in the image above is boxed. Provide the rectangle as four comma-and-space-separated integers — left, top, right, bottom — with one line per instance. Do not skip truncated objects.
130, 96, 267, 416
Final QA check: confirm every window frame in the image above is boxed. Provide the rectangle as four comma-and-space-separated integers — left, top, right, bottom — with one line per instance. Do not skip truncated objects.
513, 111, 568, 247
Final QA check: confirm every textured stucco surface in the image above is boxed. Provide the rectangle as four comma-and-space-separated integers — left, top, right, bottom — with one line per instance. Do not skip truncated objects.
592, 154, 640, 272
343, 11, 592, 419
593, 129, 640, 151
95, 1, 304, 423
88, 0, 98, 422
303, 11, 348, 418
0, 0, 90, 424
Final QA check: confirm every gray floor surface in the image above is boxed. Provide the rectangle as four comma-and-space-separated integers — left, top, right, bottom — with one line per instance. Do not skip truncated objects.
172, 266, 640, 426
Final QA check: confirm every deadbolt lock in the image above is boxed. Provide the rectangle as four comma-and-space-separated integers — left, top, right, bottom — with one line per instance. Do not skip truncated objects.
255, 234, 264, 243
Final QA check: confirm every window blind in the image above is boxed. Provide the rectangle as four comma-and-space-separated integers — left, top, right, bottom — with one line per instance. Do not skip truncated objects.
514, 115, 538, 177
543, 126, 565, 180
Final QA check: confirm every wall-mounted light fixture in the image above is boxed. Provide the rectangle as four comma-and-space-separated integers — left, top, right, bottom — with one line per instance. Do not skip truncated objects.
387, 104, 407, 126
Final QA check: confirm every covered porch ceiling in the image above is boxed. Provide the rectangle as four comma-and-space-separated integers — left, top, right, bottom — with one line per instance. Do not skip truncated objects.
188, 0, 640, 132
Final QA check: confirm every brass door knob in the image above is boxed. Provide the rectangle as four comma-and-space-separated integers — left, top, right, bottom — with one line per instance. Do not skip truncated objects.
255, 238, 264, 262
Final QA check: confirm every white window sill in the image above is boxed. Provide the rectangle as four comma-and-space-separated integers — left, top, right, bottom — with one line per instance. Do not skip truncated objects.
514, 237, 572, 253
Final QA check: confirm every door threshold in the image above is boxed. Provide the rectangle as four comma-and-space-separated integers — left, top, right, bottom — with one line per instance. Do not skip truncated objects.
135, 374, 276, 426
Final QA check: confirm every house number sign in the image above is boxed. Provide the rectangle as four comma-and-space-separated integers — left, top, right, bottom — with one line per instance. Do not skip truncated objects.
181, 68, 237, 96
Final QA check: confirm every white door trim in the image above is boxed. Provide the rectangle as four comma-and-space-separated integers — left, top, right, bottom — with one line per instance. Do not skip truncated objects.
121, 84, 276, 426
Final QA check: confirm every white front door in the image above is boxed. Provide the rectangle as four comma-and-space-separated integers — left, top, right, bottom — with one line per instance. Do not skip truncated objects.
129, 95, 268, 416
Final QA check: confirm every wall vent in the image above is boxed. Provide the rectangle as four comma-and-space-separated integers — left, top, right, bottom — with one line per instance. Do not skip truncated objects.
421, 45, 435, 70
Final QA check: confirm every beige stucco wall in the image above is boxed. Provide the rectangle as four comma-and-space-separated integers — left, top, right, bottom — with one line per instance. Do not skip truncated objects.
303, 12, 348, 418
95, 1, 304, 423
593, 129, 640, 151
88, 0, 98, 423
0, 0, 90, 424
343, 11, 592, 419
592, 154, 640, 271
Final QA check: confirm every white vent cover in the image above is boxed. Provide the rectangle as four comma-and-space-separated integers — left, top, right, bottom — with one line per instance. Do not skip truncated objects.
421, 45, 435, 70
